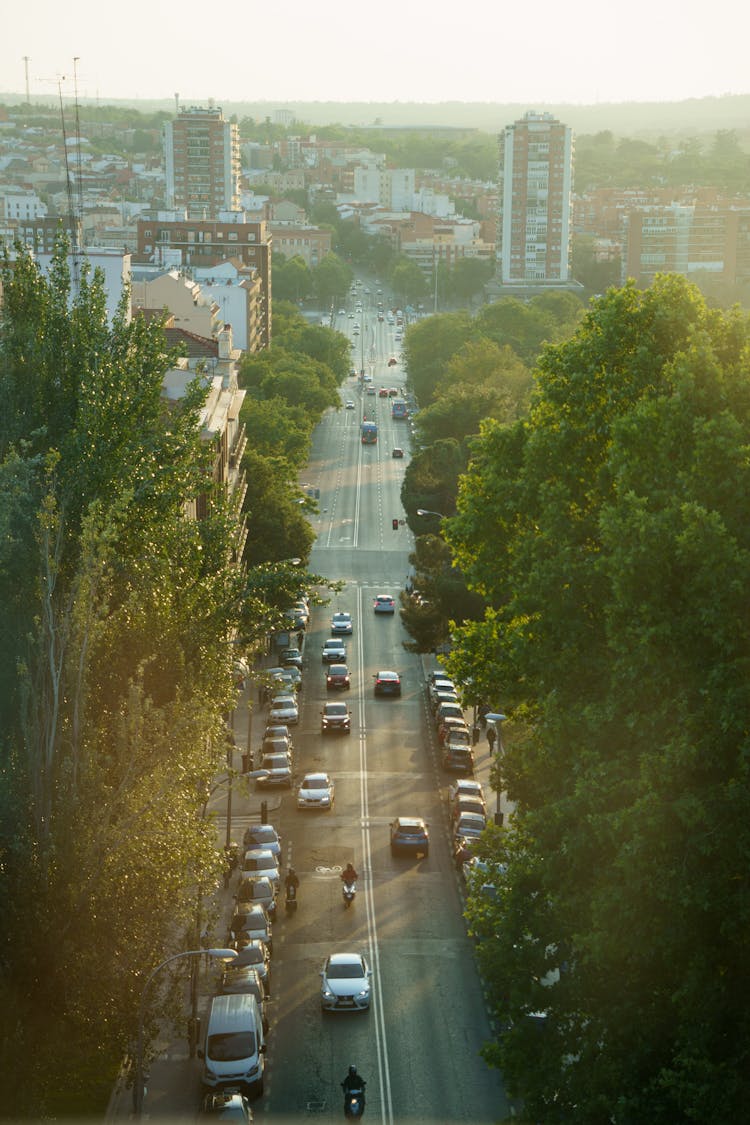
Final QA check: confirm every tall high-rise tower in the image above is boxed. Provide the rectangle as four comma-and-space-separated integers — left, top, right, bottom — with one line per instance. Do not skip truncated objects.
496, 112, 573, 286
164, 104, 241, 218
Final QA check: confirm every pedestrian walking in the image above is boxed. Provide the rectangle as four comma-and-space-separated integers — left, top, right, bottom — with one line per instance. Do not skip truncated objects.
487, 725, 497, 752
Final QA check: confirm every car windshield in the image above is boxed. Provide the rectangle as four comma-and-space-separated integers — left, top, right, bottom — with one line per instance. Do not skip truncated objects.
302, 778, 324, 789
327, 962, 364, 979
207, 1031, 257, 1061
326, 704, 347, 715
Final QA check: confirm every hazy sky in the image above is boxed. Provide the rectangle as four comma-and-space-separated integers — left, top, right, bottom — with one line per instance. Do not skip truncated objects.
6, 0, 750, 107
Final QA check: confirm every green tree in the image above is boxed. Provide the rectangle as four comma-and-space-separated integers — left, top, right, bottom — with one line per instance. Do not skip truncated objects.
0, 243, 254, 1114
312, 252, 353, 307
401, 309, 473, 406
389, 256, 429, 307
272, 253, 313, 303
446, 257, 494, 307
447, 275, 750, 1121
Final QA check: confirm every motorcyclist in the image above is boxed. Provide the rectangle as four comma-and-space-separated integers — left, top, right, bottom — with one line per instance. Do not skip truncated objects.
285, 867, 299, 894
341, 862, 358, 886
341, 1063, 366, 1094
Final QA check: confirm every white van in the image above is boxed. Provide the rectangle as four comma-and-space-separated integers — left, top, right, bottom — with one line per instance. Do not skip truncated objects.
200, 992, 265, 1096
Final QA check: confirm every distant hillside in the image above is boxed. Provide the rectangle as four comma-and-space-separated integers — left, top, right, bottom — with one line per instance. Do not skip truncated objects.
3, 93, 750, 139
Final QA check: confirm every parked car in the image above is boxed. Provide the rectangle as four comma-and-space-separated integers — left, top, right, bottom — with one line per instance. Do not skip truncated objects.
435, 701, 465, 726
431, 689, 460, 713
242, 824, 281, 858
452, 795, 487, 822
231, 938, 271, 990
321, 701, 351, 734
374, 670, 401, 697
320, 951, 372, 1012
331, 611, 353, 635
322, 638, 347, 664
219, 966, 270, 1034
260, 735, 293, 759
297, 772, 335, 810
240, 848, 280, 889
442, 744, 475, 774
254, 753, 293, 789
448, 779, 485, 805
438, 717, 471, 747
373, 593, 396, 614
236, 876, 277, 917
453, 811, 487, 845
228, 904, 273, 951
268, 695, 299, 725
326, 663, 351, 690
390, 816, 430, 858
279, 648, 303, 669
200, 1091, 254, 1122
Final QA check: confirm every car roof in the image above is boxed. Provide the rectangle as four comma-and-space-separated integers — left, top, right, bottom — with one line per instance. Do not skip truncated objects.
328, 951, 365, 966
302, 772, 329, 782
376, 670, 399, 678
395, 816, 426, 827
324, 701, 348, 711
328, 663, 348, 673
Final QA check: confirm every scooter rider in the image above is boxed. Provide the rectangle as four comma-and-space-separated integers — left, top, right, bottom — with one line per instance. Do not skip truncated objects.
285, 866, 300, 892
341, 1063, 366, 1095
341, 862, 358, 886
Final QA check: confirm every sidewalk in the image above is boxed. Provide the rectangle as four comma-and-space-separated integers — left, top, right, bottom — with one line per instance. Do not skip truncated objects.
106, 673, 280, 1120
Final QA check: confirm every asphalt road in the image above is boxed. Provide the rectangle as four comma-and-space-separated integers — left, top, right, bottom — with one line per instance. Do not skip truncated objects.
108, 284, 512, 1124
258, 291, 511, 1124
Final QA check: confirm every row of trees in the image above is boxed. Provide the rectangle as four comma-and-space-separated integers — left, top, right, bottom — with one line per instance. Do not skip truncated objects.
423, 275, 750, 1120
0, 247, 347, 1116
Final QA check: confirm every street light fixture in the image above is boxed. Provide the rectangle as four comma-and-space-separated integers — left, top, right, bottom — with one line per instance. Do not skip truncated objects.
416, 508, 445, 519
133, 947, 237, 1118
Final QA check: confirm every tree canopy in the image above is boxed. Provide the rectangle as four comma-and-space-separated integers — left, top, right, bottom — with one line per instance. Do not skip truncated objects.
445, 274, 750, 1122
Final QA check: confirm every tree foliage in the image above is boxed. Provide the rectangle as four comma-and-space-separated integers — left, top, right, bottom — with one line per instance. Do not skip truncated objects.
446, 275, 750, 1121
0, 244, 256, 1114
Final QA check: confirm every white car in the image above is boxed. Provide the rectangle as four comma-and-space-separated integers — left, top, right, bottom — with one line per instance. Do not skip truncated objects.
241, 848, 280, 889
331, 611, 353, 635
320, 951, 372, 1011
322, 638, 347, 664
297, 772, 335, 811
268, 694, 299, 725
345, 400, 355, 409
373, 593, 396, 614
448, 778, 485, 805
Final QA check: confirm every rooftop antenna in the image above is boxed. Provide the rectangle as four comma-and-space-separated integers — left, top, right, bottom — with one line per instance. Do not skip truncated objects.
72, 58, 85, 250
174, 91, 179, 114
58, 75, 82, 295
23, 56, 31, 104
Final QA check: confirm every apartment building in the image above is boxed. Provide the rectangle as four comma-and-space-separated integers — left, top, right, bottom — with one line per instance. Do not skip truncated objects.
164, 105, 241, 217
496, 111, 574, 286
268, 224, 332, 268
135, 211, 271, 349
624, 202, 750, 288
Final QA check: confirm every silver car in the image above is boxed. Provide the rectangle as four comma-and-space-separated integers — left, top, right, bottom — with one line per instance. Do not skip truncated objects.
268, 694, 299, 725
320, 951, 372, 1011
297, 772, 335, 810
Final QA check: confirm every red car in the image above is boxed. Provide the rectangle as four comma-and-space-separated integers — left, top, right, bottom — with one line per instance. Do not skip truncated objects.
326, 663, 351, 690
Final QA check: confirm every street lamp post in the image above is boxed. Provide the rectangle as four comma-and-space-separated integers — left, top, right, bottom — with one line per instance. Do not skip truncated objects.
416, 508, 445, 520
133, 947, 237, 1118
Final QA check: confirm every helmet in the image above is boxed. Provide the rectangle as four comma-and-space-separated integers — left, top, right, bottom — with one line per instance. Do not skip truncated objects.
288, 866, 295, 875
348, 1064, 357, 1077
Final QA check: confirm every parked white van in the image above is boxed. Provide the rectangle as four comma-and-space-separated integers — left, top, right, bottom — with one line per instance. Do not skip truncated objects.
199, 992, 265, 1097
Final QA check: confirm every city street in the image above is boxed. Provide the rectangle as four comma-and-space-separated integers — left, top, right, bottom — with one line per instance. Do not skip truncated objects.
108, 285, 511, 1124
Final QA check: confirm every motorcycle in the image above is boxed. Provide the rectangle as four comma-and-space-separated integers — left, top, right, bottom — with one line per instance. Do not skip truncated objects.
343, 1084, 365, 1118
342, 880, 356, 908
285, 882, 298, 914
